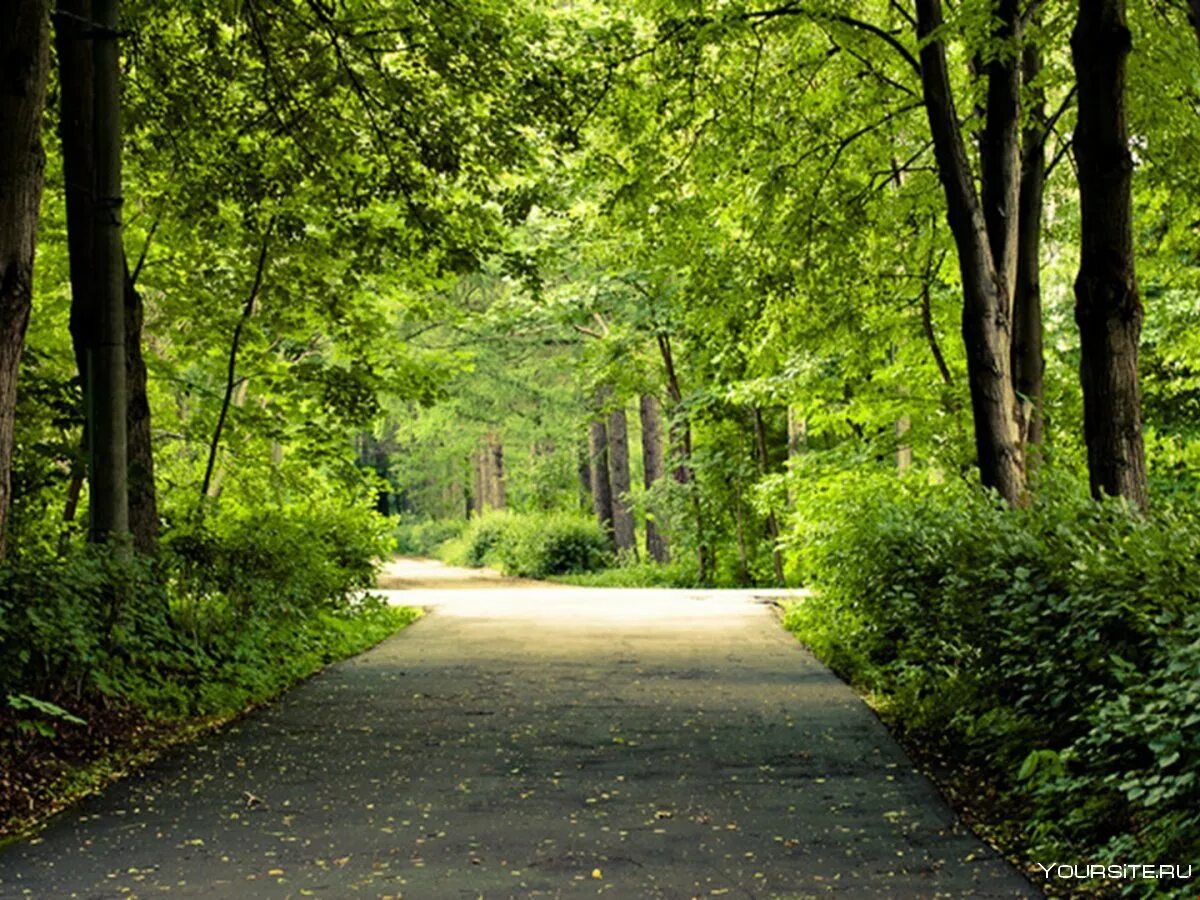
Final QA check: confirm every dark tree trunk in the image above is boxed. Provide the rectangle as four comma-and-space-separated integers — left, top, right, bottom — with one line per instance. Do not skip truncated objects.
588, 418, 615, 548
751, 407, 785, 585
607, 403, 637, 557
0, 0, 50, 559
89, 0, 129, 542
639, 393, 669, 563
124, 261, 157, 552
471, 449, 484, 515
656, 333, 709, 579
576, 441, 592, 513
1188, 0, 1200, 47
201, 230, 269, 503
1071, 0, 1148, 509
915, 0, 1026, 504
487, 432, 506, 510
1013, 40, 1046, 450
979, 0, 1022, 297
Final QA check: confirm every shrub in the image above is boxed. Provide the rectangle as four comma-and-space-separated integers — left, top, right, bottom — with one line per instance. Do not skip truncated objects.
783, 469, 1200, 891
393, 517, 465, 557
491, 513, 611, 578
439, 511, 611, 578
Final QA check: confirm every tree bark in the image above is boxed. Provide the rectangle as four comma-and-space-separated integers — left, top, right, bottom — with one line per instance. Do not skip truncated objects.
915, 0, 1026, 504
656, 333, 709, 579
0, 0, 51, 559
1070, 0, 1148, 509
1013, 40, 1046, 450
124, 260, 157, 553
607, 403, 637, 557
89, 0, 129, 542
201, 230, 270, 502
576, 441, 592, 513
979, 0, 1022, 300
639, 393, 669, 563
471, 449, 484, 515
487, 432, 506, 510
588, 418, 615, 548
751, 407, 784, 585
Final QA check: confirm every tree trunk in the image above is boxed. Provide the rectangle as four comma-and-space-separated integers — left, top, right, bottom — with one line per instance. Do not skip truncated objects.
732, 478, 749, 585
786, 407, 805, 508
487, 432, 506, 510
915, 0, 1026, 504
201, 229, 270, 503
88, 0, 129, 542
1071, 0, 1148, 509
607, 403, 637, 557
751, 407, 784, 585
1013, 40, 1046, 451
0, 0, 50, 559
576, 441, 592, 513
588, 418, 615, 549
1188, 0, 1200, 47
471, 449, 484, 515
639, 393, 669, 563
656, 333, 709, 579
124, 261, 157, 553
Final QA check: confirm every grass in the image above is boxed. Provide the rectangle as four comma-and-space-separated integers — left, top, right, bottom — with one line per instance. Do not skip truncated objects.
549, 559, 704, 588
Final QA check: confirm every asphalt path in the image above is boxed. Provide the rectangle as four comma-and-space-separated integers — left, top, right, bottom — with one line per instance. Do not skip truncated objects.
0, 558, 1037, 898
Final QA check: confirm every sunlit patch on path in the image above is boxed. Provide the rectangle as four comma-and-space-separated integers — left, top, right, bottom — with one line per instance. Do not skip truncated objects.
0, 558, 1037, 898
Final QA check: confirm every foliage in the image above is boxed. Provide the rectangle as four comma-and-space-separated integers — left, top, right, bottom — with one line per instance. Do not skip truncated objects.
783, 471, 1200, 892
393, 517, 466, 557
441, 511, 611, 578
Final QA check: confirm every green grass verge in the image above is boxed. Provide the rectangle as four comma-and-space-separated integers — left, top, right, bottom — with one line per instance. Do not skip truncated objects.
1, 603, 420, 845
548, 560, 704, 588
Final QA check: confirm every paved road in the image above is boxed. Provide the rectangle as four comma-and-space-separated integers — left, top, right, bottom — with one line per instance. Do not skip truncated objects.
0, 559, 1037, 898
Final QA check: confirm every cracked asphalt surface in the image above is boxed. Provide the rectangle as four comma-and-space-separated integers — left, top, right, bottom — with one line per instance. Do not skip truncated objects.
0, 559, 1038, 898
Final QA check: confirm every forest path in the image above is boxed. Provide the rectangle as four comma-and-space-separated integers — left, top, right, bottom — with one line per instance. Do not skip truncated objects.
0, 558, 1036, 898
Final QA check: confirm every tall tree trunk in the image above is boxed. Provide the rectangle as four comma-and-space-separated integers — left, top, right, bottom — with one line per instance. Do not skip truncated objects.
786, 407, 805, 508
639, 393, 669, 563
588, 418, 615, 549
0, 0, 50, 559
56, 0, 96, 393
201, 229, 270, 503
487, 432, 506, 510
576, 441, 592, 513
607, 403, 637, 557
471, 449, 484, 515
751, 407, 785, 585
915, 0, 1026, 504
124, 262, 157, 552
1013, 40, 1047, 450
1071, 0, 1148, 509
89, 0, 129, 542
656, 333, 709, 579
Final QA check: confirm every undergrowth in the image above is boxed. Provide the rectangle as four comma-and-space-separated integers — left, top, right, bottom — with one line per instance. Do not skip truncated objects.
782, 469, 1200, 898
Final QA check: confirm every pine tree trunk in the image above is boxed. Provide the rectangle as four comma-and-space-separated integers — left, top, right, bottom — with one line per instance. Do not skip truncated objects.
607, 403, 637, 557
588, 418, 615, 549
915, 0, 1026, 504
639, 393, 669, 563
89, 0, 129, 542
1071, 0, 1148, 509
1013, 40, 1046, 451
0, 0, 50, 559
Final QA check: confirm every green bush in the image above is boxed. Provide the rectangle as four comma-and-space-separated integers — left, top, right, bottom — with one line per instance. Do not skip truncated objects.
490, 513, 612, 578
393, 517, 465, 557
439, 511, 611, 578
1, 498, 402, 721
783, 470, 1200, 891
